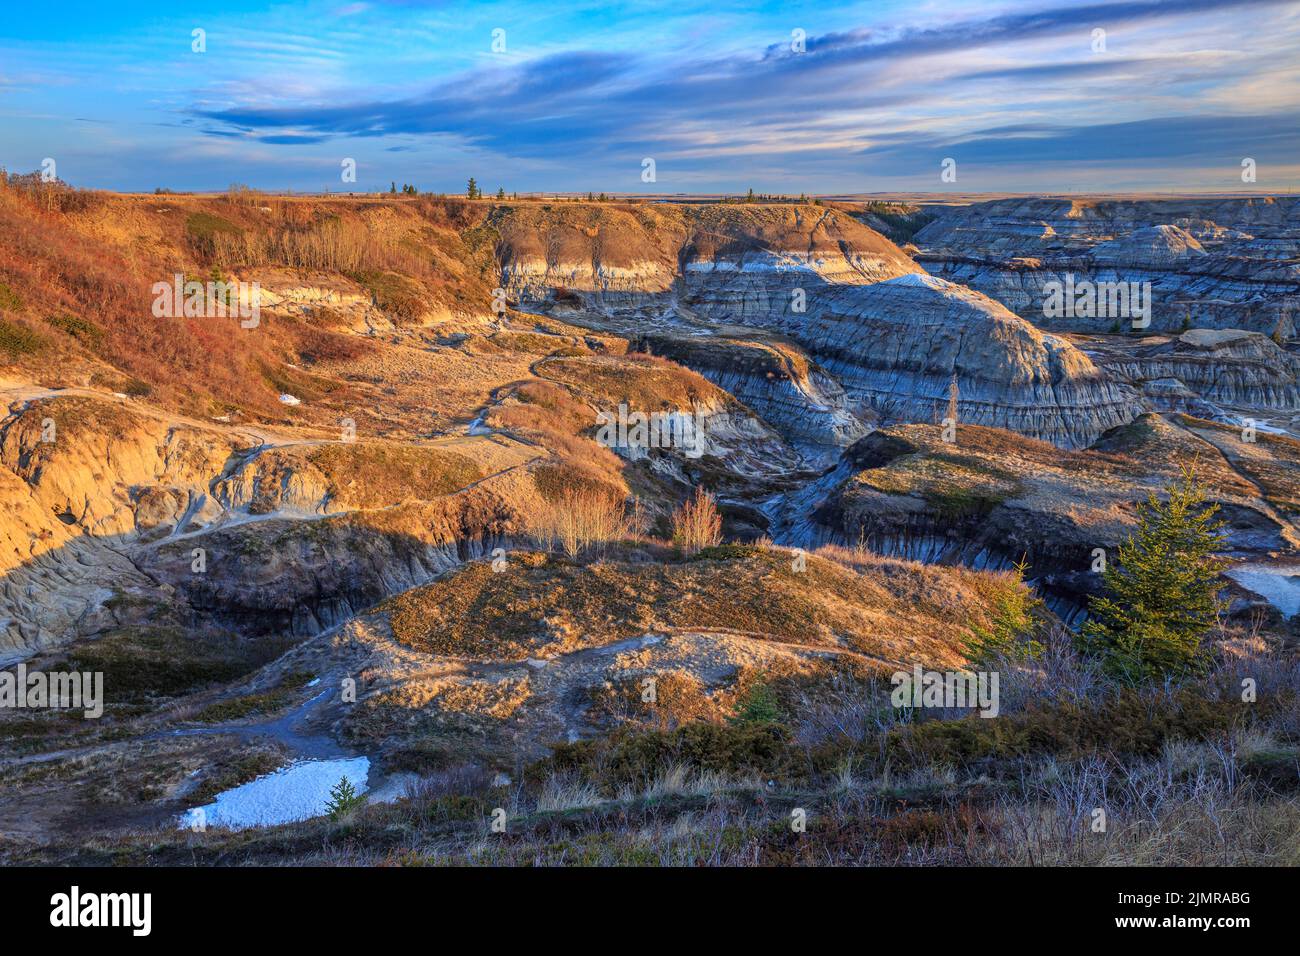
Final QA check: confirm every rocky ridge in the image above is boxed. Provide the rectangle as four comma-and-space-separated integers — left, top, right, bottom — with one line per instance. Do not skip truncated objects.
495, 204, 1144, 449
914, 197, 1300, 335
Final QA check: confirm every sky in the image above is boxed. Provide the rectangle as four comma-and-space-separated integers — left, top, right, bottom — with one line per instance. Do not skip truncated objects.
1, 0, 1298, 194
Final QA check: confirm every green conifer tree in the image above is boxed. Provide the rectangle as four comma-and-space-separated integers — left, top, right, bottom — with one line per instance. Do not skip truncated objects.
325, 776, 364, 820
1080, 467, 1227, 682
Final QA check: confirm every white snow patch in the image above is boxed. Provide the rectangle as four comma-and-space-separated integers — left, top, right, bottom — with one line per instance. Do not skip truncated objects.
179, 757, 370, 830
279, 393, 301, 406
1225, 564, 1300, 619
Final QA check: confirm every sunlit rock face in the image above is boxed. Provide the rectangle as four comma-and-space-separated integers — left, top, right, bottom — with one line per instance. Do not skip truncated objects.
685, 273, 1143, 450
494, 204, 1142, 448
913, 197, 1300, 335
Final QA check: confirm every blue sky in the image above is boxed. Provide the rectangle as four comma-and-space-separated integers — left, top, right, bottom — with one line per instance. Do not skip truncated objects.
2, 0, 1298, 193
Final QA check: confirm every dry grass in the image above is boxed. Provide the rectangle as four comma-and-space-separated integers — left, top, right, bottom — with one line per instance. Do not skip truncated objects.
308, 444, 484, 509
380, 546, 1029, 665
0, 184, 501, 419
543, 353, 726, 412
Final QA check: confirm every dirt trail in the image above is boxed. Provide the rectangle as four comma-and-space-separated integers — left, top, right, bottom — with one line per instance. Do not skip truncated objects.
152, 688, 346, 759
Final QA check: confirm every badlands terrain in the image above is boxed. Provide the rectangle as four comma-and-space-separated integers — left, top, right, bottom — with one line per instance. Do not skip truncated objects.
0, 179, 1298, 865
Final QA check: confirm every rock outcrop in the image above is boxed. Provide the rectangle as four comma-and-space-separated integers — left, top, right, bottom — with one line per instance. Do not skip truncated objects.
914, 197, 1300, 335
1085, 328, 1300, 413
634, 333, 873, 460
805, 415, 1300, 619
495, 204, 1142, 448
0, 392, 533, 658
690, 273, 1142, 449
135, 492, 516, 637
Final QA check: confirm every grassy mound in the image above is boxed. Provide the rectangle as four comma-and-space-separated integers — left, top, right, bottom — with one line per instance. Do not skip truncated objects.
381, 546, 1031, 666
307, 444, 484, 509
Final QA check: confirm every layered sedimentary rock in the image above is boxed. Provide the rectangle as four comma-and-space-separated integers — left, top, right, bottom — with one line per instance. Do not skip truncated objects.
634, 333, 873, 459
689, 273, 1142, 449
1085, 328, 1300, 413
913, 197, 1300, 335
1089, 224, 1207, 266
493, 203, 683, 308
494, 202, 920, 312
495, 204, 1142, 448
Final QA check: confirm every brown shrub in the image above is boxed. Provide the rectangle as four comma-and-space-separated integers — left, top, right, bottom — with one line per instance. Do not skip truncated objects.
529, 487, 630, 558
671, 487, 722, 555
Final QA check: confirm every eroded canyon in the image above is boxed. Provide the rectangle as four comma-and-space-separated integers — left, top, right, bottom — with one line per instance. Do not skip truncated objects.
1, 186, 1297, 864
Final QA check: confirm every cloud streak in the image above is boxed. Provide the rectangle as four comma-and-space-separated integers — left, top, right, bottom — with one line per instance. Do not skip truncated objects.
3, 0, 1298, 191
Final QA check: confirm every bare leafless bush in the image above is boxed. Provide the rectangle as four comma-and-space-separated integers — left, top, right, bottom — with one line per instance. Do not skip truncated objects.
794, 675, 910, 753
528, 487, 630, 558
985, 624, 1107, 715
1, 168, 97, 214
671, 486, 722, 555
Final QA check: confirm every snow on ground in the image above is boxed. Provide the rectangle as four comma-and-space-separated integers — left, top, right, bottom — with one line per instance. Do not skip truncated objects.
1225, 564, 1300, 619
179, 757, 370, 830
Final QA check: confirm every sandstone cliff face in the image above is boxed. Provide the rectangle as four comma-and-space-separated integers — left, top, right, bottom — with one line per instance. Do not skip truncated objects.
493, 203, 683, 307
914, 197, 1300, 335
494, 204, 1141, 448
0, 396, 237, 539
0, 395, 239, 659
494, 202, 919, 313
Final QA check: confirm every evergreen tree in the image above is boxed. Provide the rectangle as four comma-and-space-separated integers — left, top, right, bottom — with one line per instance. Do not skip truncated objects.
728, 681, 782, 726
467, 177, 479, 199
390, 181, 396, 194
1080, 467, 1227, 682
965, 557, 1042, 662
496, 186, 505, 200
325, 776, 365, 821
